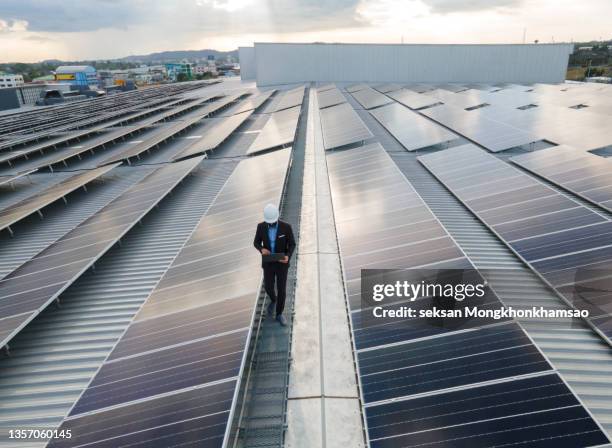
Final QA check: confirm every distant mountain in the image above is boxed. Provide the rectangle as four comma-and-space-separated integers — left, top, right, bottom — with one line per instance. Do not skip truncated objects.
118, 49, 239, 63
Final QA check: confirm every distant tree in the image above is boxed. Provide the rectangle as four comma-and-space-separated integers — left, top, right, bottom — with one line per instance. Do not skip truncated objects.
176, 72, 189, 82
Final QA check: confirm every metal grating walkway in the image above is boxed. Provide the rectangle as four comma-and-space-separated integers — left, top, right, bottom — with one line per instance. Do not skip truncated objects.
234, 89, 307, 448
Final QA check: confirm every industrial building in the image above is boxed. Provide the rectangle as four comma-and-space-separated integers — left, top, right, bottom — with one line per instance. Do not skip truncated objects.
0, 73, 24, 89
165, 62, 194, 81
54, 66, 98, 88
0, 84, 49, 111
0, 48, 611, 448
240, 42, 573, 85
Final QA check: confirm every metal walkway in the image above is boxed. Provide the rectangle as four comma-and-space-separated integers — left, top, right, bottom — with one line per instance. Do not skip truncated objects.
233, 90, 307, 448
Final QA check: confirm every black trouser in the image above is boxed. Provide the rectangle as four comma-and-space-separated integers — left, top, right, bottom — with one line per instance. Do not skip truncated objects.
263, 263, 289, 316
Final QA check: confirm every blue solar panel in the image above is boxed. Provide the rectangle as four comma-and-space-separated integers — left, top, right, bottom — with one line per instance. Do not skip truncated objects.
418, 144, 612, 345
366, 374, 609, 448
326, 143, 610, 446
510, 145, 612, 213
0, 158, 203, 349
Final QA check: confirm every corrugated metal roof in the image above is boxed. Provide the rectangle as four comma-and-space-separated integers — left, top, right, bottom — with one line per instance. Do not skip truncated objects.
0, 161, 236, 447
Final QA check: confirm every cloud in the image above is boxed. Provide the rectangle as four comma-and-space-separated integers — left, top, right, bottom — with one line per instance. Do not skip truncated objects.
0, 0, 364, 34
422, 0, 523, 13
0, 18, 28, 32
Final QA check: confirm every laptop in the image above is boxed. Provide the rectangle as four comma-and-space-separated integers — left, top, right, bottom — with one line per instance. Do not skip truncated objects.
262, 253, 286, 263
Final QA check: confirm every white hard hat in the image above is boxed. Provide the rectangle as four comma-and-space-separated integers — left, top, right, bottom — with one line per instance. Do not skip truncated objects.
263, 203, 279, 224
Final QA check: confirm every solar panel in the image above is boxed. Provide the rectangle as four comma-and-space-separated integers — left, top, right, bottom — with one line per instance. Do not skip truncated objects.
374, 83, 402, 94
0, 95, 228, 173
173, 111, 254, 161
425, 88, 490, 109
247, 106, 301, 155
346, 83, 368, 93
0, 157, 204, 349
219, 90, 275, 116
0, 150, 28, 165
350, 86, 393, 110
387, 89, 441, 110
271, 85, 305, 112
100, 94, 246, 165
316, 83, 336, 92
511, 145, 612, 213
50, 149, 291, 448
0, 164, 118, 234
418, 145, 612, 344
366, 373, 609, 448
0, 169, 36, 187
421, 104, 539, 152
359, 322, 551, 402
48, 382, 237, 448
405, 83, 434, 93
326, 143, 608, 446
319, 103, 373, 150
480, 103, 612, 151
369, 103, 458, 151
316, 87, 347, 109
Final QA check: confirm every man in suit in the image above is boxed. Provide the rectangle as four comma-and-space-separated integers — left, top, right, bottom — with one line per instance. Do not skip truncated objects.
253, 203, 296, 326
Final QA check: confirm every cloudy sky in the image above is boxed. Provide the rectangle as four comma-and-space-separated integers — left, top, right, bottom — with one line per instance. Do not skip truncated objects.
1, 0, 610, 62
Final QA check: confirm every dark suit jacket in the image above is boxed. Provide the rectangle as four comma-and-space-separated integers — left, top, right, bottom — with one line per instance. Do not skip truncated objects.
253, 220, 296, 268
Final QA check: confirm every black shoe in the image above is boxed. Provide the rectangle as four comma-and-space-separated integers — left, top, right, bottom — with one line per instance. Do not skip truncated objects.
276, 314, 287, 326
267, 302, 275, 318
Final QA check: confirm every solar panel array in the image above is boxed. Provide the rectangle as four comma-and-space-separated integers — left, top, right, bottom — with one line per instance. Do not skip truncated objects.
0, 93, 229, 173
316, 87, 347, 109
421, 104, 539, 152
49, 149, 291, 448
247, 105, 301, 155
480, 104, 612, 151
511, 145, 612, 213
386, 88, 442, 110
350, 86, 393, 110
90, 94, 245, 166
369, 103, 458, 151
0, 164, 118, 233
418, 144, 612, 344
319, 102, 373, 150
0, 82, 211, 151
173, 110, 254, 161
0, 157, 203, 348
326, 143, 609, 447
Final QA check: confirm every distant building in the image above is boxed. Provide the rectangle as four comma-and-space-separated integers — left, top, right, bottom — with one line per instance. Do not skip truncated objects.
0, 72, 24, 88
0, 84, 50, 110
577, 46, 594, 51
165, 62, 193, 81
54, 65, 98, 88
194, 64, 217, 76
32, 74, 55, 83
586, 76, 612, 84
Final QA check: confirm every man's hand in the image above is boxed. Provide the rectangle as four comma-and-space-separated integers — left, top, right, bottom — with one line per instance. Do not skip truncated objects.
280, 256, 289, 264
261, 248, 271, 255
